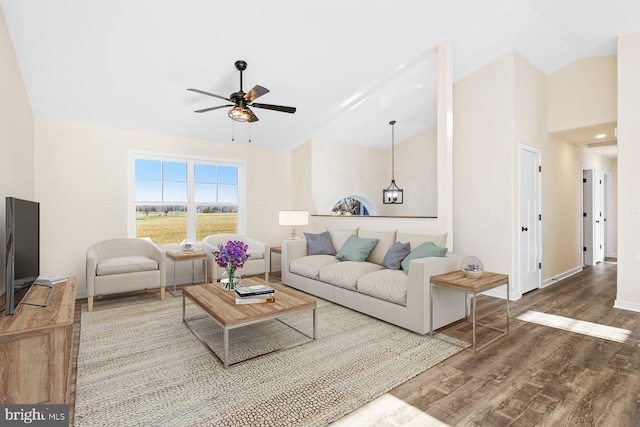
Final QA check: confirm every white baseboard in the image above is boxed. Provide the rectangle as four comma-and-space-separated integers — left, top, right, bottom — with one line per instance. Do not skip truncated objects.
541, 265, 583, 288
481, 265, 583, 301
481, 288, 521, 301
614, 299, 640, 313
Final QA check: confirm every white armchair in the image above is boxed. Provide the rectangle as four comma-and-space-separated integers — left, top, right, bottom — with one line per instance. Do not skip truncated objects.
86, 238, 166, 311
202, 234, 270, 283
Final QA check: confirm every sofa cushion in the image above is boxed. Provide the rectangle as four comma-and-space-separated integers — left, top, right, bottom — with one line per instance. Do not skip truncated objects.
319, 261, 383, 291
303, 231, 336, 256
382, 242, 411, 270
401, 242, 448, 274
358, 229, 397, 265
396, 232, 447, 249
96, 256, 158, 276
336, 235, 379, 262
357, 270, 408, 306
329, 228, 358, 252
290, 255, 340, 280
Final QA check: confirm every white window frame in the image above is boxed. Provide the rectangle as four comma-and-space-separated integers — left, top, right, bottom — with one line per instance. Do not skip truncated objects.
127, 150, 247, 248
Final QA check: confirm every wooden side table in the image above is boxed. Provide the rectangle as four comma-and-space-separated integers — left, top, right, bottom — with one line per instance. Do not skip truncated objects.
269, 246, 282, 278
429, 270, 509, 352
166, 250, 207, 296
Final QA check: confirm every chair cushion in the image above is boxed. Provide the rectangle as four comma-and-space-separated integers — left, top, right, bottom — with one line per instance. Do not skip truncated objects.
290, 255, 340, 280
96, 256, 159, 276
357, 270, 408, 306
246, 251, 264, 260
319, 261, 383, 291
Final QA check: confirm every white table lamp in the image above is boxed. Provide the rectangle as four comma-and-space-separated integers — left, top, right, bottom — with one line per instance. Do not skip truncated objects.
279, 211, 309, 240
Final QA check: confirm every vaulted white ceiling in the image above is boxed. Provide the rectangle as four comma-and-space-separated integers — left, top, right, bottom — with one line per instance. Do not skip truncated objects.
2, 0, 639, 150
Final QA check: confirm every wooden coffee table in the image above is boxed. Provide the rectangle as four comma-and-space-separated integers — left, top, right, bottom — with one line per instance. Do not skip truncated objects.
182, 277, 317, 368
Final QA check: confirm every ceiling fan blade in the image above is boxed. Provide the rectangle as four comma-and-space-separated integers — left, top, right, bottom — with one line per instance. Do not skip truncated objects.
251, 102, 296, 114
194, 104, 233, 113
244, 85, 270, 102
187, 88, 231, 102
246, 108, 259, 123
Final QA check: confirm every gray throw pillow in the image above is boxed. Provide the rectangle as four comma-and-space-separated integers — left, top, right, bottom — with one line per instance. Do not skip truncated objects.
382, 242, 411, 270
304, 231, 336, 256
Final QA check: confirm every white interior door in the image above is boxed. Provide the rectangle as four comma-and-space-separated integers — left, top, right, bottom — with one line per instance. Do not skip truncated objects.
519, 147, 541, 295
594, 170, 605, 263
583, 169, 594, 266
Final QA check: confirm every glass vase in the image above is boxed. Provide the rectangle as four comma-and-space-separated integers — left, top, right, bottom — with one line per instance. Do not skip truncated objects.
220, 269, 241, 291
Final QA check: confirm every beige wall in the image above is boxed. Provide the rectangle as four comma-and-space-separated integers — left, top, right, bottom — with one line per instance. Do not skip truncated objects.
297, 131, 438, 218
310, 139, 387, 215
548, 55, 617, 132
454, 50, 617, 298
514, 52, 584, 283
291, 128, 443, 238
453, 51, 514, 289
33, 119, 292, 297
0, 5, 34, 290
290, 139, 313, 211
616, 32, 640, 311
390, 126, 438, 217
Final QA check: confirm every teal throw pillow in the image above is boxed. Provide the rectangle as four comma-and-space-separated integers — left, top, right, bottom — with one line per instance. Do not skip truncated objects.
335, 235, 379, 262
401, 242, 448, 274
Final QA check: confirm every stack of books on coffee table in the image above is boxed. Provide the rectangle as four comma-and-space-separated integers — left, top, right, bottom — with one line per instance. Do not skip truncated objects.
235, 284, 275, 304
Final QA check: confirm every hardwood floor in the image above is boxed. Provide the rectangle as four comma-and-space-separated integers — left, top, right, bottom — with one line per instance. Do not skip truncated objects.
69, 261, 640, 426
390, 260, 640, 426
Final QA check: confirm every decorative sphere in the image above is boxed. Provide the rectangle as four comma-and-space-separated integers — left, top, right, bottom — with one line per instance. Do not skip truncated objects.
462, 256, 484, 278
180, 240, 195, 252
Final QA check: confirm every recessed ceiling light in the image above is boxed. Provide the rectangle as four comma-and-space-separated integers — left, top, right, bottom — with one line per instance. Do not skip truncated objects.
595, 134, 607, 139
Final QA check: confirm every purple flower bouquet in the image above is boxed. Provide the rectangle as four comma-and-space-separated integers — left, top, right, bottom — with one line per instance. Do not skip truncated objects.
213, 240, 250, 290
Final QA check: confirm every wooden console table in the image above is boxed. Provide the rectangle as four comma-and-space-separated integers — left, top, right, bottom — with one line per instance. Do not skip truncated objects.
0, 277, 76, 404
430, 271, 509, 352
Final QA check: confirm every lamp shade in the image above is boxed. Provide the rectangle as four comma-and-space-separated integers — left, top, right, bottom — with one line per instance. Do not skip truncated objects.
279, 211, 309, 226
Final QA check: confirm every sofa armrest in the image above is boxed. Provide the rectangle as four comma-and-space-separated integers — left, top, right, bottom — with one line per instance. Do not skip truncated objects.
281, 239, 307, 271
86, 249, 98, 298
405, 251, 467, 331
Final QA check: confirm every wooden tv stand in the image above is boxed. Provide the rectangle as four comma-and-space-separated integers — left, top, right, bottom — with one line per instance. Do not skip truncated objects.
0, 277, 76, 404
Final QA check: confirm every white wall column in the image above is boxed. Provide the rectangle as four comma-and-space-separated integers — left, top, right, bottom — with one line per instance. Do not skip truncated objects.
437, 39, 454, 249
615, 33, 640, 312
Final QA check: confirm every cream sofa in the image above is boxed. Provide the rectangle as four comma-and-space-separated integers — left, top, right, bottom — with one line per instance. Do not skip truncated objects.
281, 229, 466, 334
202, 234, 270, 282
86, 238, 166, 311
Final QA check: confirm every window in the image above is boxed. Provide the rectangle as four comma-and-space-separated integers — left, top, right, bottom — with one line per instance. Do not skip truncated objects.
331, 197, 371, 216
129, 153, 245, 246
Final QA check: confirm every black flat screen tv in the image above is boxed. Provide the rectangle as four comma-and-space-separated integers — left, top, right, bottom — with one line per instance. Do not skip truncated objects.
4, 197, 46, 315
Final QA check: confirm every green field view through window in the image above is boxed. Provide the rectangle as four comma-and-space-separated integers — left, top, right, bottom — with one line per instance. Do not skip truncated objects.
136, 211, 238, 245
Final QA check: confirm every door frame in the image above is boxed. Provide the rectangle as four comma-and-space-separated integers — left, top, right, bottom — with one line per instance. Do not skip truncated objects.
581, 165, 595, 266
603, 171, 614, 258
581, 164, 611, 264
518, 144, 542, 296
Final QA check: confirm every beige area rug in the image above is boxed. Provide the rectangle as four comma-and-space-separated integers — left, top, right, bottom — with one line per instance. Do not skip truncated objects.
75, 291, 467, 426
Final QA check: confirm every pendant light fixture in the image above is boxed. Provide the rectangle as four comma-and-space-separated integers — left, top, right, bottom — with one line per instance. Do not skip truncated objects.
383, 120, 403, 204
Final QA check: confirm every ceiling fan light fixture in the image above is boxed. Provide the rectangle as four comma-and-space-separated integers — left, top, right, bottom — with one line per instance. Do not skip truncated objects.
228, 106, 251, 122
